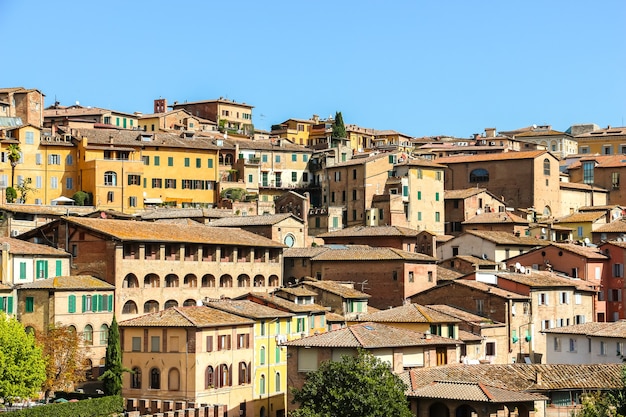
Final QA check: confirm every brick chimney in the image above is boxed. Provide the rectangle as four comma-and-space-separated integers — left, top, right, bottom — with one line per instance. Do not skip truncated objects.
154, 98, 167, 113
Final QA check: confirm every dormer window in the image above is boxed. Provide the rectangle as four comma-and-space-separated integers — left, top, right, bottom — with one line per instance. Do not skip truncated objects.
139, 134, 152, 142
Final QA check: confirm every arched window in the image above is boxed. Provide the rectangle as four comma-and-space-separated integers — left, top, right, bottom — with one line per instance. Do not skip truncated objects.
218, 364, 231, 388
164, 300, 178, 309
83, 324, 93, 345
122, 301, 138, 315
202, 274, 215, 287
183, 299, 196, 307
150, 368, 160, 389
220, 275, 232, 288
168, 368, 180, 391
206, 366, 214, 388
144, 274, 160, 288
469, 168, 489, 183
254, 275, 265, 287
260, 374, 266, 394
237, 274, 250, 287
131, 367, 142, 389
275, 372, 281, 392
104, 171, 117, 186
260, 346, 266, 365
543, 158, 551, 175
268, 275, 279, 287
25, 326, 35, 335
144, 300, 159, 313
100, 324, 109, 345
165, 274, 179, 287
123, 274, 139, 288
238, 362, 248, 385
184, 274, 197, 288
68, 325, 77, 333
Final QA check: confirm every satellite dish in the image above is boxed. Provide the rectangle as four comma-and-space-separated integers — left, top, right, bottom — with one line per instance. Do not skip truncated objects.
482, 253, 488, 260
519, 266, 526, 274
541, 228, 546, 234
476, 209, 482, 215
584, 237, 590, 246
515, 262, 521, 270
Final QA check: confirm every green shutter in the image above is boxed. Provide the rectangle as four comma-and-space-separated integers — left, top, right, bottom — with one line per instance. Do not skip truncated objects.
82, 295, 87, 312
19, 262, 26, 279
0, 297, 4, 312
108, 295, 113, 311
92, 295, 98, 312
208, 159, 213, 168
7, 297, 13, 314
154, 156, 160, 166
26, 297, 34, 313
68, 295, 76, 313
56, 260, 62, 276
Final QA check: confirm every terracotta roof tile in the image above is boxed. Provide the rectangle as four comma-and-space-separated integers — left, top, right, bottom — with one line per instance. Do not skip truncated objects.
556, 211, 606, 223
59, 217, 284, 247
409, 381, 547, 402
436, 266, 465, 281
306, 245, 437, 262
436, 280, 530, 300
594, 219, 626, 233
541, 320, 626, 338
492, 271, 597, 291
17, 275, 114, 290
244, 292, 329, 313
548, 242, 608, 259
284, 321, 458, 348
318, 225, 420, 238
203, 299, 293, 319
465, 230, 548, 246
0, 237, 70, 256
118, 305, 254, 328
462, 212, 528, 225
406, 363, 623, 392
444, 188, 489, 199
354, 303, 461, 324
208, 213, 298, 227
436, 150, 549, 164
299, 280, 371, 299
428, 305, 502, 326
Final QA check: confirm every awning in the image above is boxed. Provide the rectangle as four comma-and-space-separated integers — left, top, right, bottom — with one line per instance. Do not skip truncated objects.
143, 198, 163, 204
51, 196, 75, 205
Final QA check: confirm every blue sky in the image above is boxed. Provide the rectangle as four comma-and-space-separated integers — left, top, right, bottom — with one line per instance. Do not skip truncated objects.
1, 0, 624, 137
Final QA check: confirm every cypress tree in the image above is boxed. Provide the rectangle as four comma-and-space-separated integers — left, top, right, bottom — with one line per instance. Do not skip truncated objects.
99, 315, 128, 396
332, 111, 346, 139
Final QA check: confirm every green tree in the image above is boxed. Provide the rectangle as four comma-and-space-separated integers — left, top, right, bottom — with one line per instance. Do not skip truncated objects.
331, 111, 346, 139
7, 143, 21, 188
5, 187, 17, 203
36, 324, 87, 400
291, 349, 412, 417
575, 365, 626, 417
72, 190, 90, 206
0, 312, 46, 403
16, 177, 35, 204
99, 316, 130, 396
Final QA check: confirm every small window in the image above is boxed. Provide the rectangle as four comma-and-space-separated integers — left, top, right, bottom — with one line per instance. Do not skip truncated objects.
132, 337, 142, 352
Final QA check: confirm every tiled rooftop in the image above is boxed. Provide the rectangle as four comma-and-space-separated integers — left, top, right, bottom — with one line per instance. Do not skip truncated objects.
301, 245, 437, 262
444, 188, 489, 200
594, 219, 626, 233
299, 279, 371, 299
208, 213, 298, 227
139, 207, 236, 220
118, 305, 254, 328
548, 242, 608, 259
408, 380, 547, 402
405, 363, 623, 392
318, 225, 420, 238
428, 305, 502, 326
437, 280, 530, 300
492, 271, 597, 291
0, 237, 70, 256
541, 320, 626, 338
464, 230, 548, 246
57, 217, 284, 247
353, 303, 461, 324
436, 150, 548, 164
436, 266, 465, 281
462, 212, 528, 225
555, 211, 606, 223
203, 299, 293, 319
244, 292, 329, 313
17, 275, 114, 290
284, 321, 458, 348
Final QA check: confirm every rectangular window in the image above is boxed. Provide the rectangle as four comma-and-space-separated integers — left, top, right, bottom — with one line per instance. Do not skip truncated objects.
132, 337, 142, 352
207, 158, 213, 168
66, 177, 73, 190
50, 177, 58, 189
152, 178, 162, 188
142, 156, 149, 165
417, 191, 422, 200
165, 179, 176, 189
25, 297, 34, 313
36, 260, 48, 279
435, 212, 440, 222
292, 172, 297, 182
275, 155, 281, 163
184, 157, 190, 167
128, 174, 141, 185
292, 154, 297, 162
206, 336, 213, 352
196, 158, 201, 168
19, 262, 26, 279
168, 157, 174, 166
129, 196, 137, 207
150, 336, 160, 352
154, 156, 160, 166
435, 192, 440, 201
55, 260, 62, 276
614, 264, 624, 278
36, 154, 42, 165
25, 131, 34, 144
262, 155, 268, 163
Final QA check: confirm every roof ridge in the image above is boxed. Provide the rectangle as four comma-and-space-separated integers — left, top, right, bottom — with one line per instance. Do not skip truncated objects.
478, 382, 495, 400
171, 306, 198, 326
414, 305, 432, 322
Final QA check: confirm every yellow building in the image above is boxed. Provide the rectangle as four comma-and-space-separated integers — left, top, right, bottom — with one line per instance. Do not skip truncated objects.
392, 158, 447, 234
575, 125, 626, 156
137, 108, 202, 133
270, 117, 317, 146
172, 98, 254, 136
205, 299, 294, 417
75, 128, 221, 212
119, 305, 256, 416
346, 124, 377, 153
